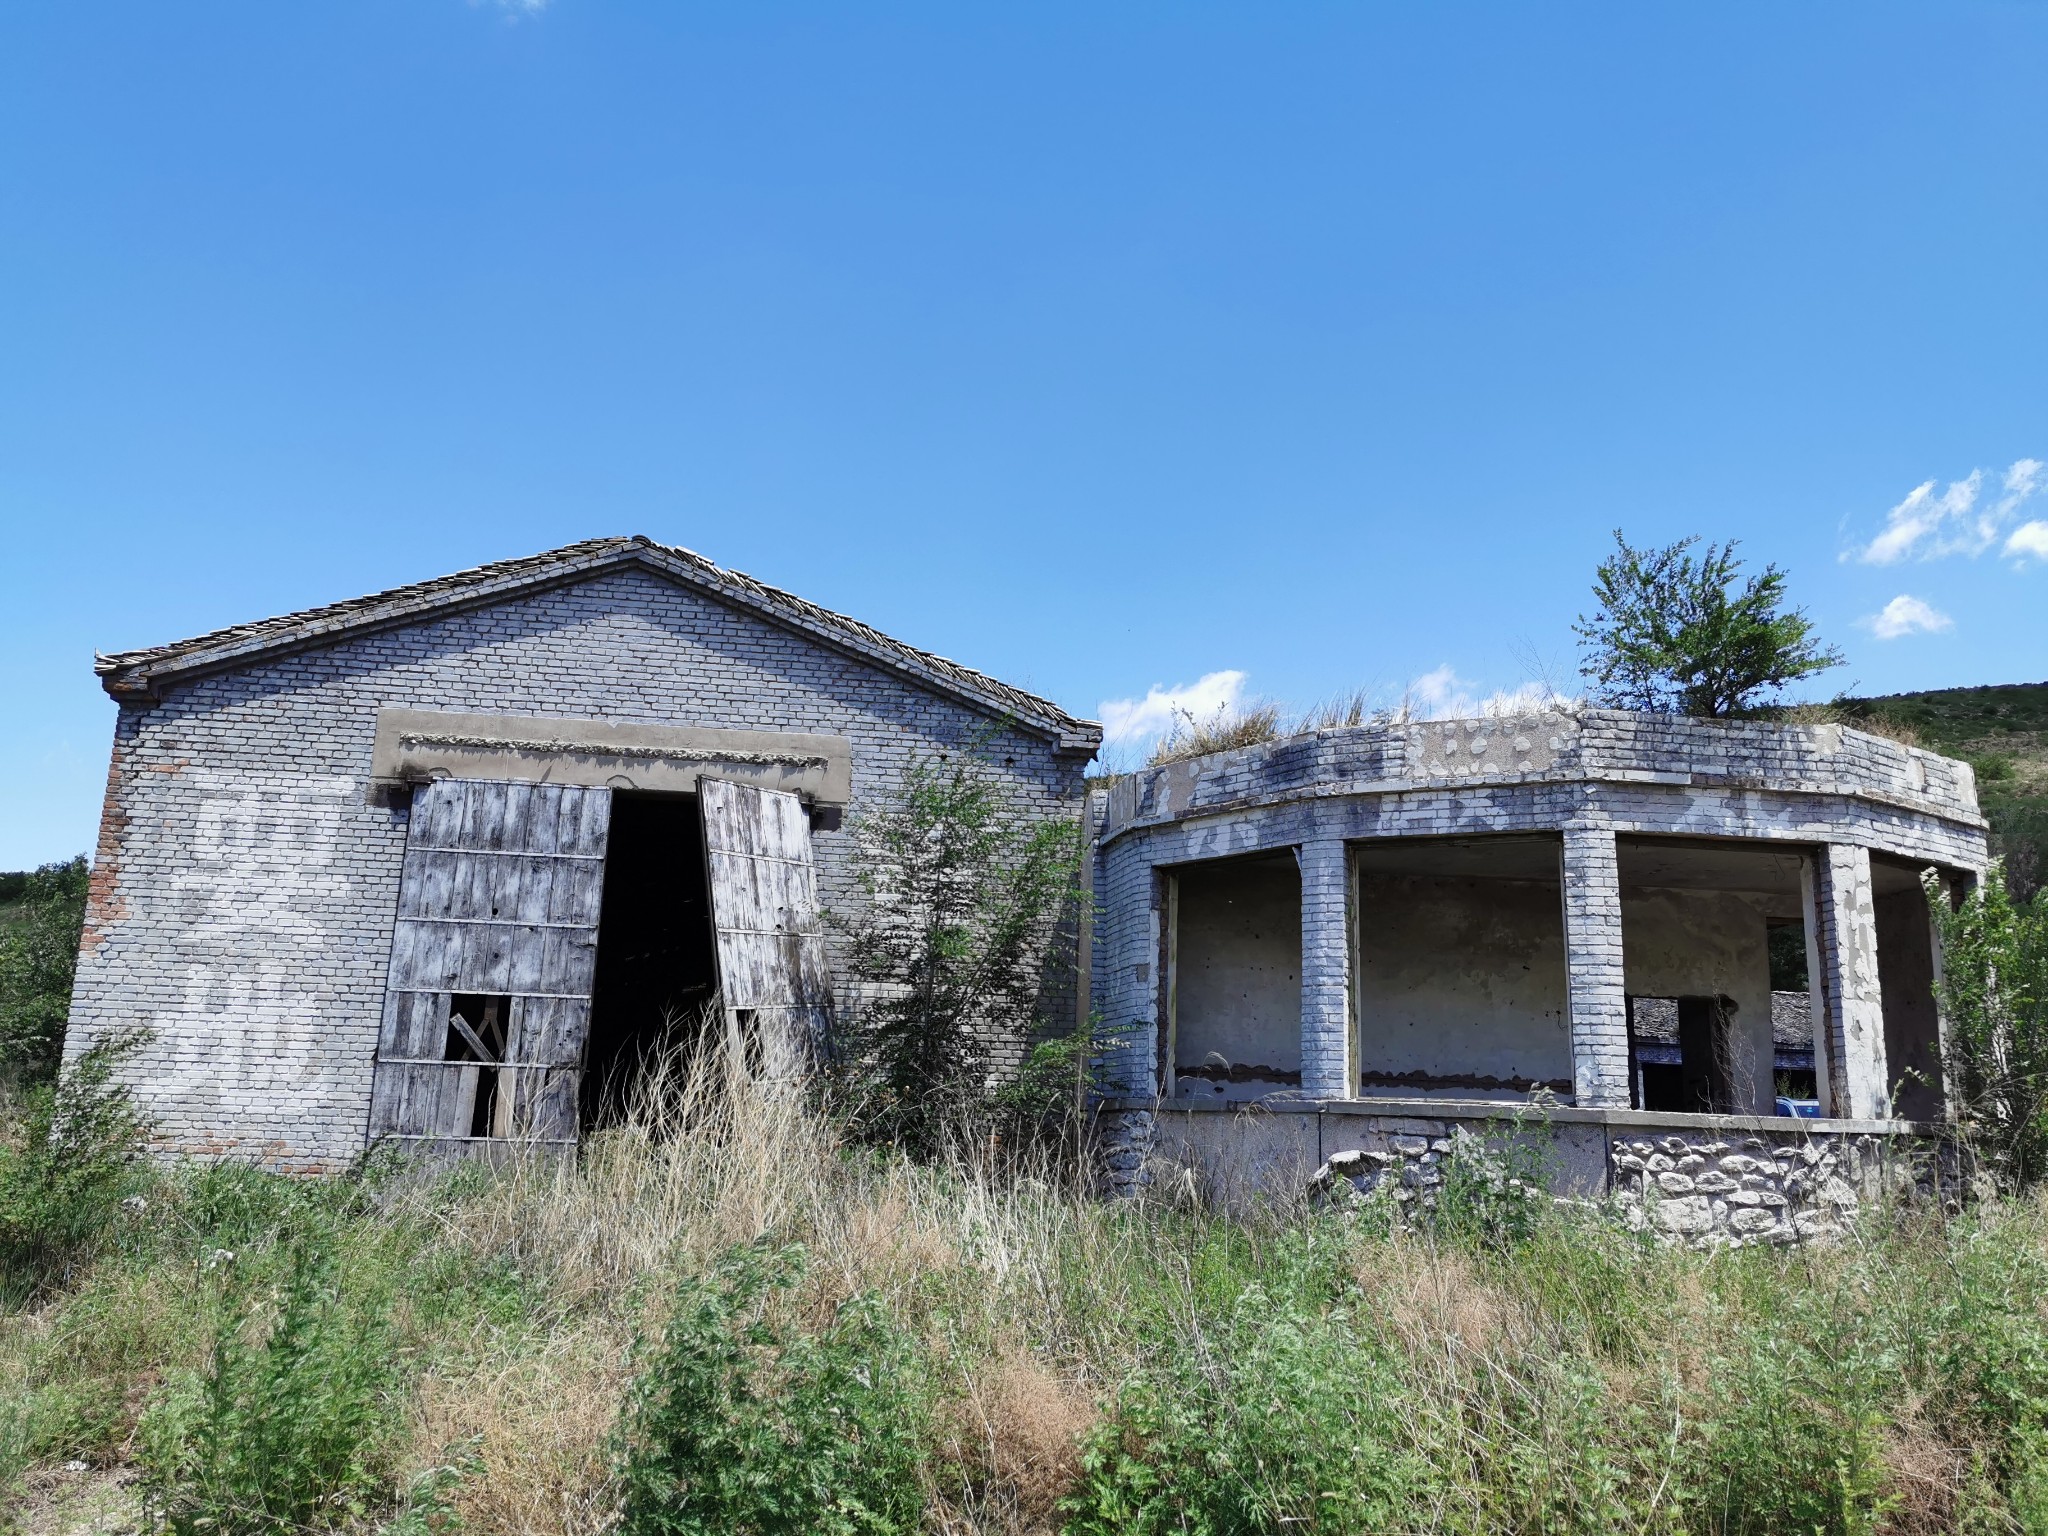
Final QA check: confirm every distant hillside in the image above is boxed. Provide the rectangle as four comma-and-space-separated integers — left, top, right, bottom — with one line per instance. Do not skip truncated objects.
0, 870, 28, 934
1839, 679, 2048, 897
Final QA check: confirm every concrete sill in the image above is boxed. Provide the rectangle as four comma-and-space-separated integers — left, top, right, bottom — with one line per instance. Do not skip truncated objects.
1103, 1094, 1944, 1139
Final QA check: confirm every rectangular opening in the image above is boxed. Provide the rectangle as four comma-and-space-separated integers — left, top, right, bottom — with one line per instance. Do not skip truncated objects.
1163, 851, 1302, 1100
1627, 994, 1737, 1112
1872, 853, 1946, 1121
583, 792, 721, 1128
444, 993, 512, 1138
1353, 834, 1571, 1101
1765, 924, 1818, 1103
1618, 836, 1811, 1116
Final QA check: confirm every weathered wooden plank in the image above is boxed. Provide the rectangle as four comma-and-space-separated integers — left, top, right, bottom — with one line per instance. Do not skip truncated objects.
559, 784, 611, 858
538, 927, 601, 999
506, 995, 586, 1066
548, 858, 605, 927
373, 778, 611, 1147
368, 1061, 475, 1141
408, 779, 464, 846
379, 990, 448, 1059
511, 783, 560, 857
512, 1065, 580, 1140
451, 781, 498, 853
700, 779, 833, 1072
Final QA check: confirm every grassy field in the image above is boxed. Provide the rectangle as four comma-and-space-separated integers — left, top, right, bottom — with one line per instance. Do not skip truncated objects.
10, 1058, 2048, 1536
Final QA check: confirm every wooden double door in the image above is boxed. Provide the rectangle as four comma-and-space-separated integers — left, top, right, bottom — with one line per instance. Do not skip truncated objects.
366, 776, 832, 1152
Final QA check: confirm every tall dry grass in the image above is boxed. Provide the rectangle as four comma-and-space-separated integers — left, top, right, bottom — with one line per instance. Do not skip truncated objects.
373, 1039, 1114, 1536
19, 1029, 2048, 1535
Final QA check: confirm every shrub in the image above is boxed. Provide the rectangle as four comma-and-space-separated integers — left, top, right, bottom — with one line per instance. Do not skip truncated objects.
0, 1029, 148, 1301
141, 1237, 397, 1536
1066, 1276, 1431, 1534
832, 751, 1083, 1158
0, 855, 90, 1087
1427, 1125, 1554, 1253
613, 1241, 928, 1536
1928, 863, 2048, 1188
1574, 531, 1843, 717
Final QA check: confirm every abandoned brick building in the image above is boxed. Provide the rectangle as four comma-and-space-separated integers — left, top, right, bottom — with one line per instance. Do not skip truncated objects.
1082, 711, 1987, 1240
66, 538, 1989, 1235
65, 537, 1099, 1171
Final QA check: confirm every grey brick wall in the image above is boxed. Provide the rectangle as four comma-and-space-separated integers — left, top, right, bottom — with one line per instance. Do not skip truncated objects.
67, 567, 1090, 1171
1814, 843, 1889, 1117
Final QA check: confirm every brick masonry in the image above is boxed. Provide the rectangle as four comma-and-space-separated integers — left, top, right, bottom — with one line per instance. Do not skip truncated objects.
67, 564, 1093, 1171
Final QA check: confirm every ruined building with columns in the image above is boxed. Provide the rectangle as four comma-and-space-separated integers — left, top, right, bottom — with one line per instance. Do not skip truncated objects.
1084, 708, 1984, 1241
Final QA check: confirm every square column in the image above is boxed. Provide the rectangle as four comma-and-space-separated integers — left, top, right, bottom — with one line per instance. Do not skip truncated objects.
1298, 838, 1353, 1098
1560, 825, 1632, 1108
1812, 844, 1890, 1119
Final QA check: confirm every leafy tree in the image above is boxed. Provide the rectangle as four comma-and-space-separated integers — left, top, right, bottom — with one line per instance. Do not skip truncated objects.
1574, 532, 1843, 717
831, 751, 1083, 1157
1928, 864, 2048, 1189
0, 855, 91, 1087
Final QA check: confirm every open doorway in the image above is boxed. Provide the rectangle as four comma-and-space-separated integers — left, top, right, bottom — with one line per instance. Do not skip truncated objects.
582, 792, 720, 1129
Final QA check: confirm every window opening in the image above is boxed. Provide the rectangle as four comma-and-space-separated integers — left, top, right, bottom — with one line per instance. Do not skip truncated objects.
1354, 834, 1570, 1102
445, 993, 512, 1139
1629, 994, 1737, 1113
1161, 852, 1302, 1101
1617, 836, 1812, 1117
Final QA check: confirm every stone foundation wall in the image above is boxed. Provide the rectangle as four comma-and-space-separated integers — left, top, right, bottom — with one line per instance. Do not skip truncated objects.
1099, 1098, 1954, 1245
1608, 1126, 1959, 1246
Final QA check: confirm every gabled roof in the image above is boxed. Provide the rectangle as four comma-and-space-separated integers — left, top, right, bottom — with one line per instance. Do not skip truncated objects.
95, 535, 1101, 750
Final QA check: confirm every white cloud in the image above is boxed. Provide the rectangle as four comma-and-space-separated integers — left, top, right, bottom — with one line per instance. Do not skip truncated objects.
1403, 665, 1566, 721
2007, 521, 2048, 562
1860, 594, 1954, 640
1851, 458, 2046, 564
1098, 669, 1247, 746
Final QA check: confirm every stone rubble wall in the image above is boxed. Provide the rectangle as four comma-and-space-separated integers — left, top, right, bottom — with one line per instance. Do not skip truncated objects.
1607, 1127, 1958, 1246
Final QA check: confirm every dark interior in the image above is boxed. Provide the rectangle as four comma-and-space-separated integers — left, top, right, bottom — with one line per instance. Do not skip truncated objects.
1630, 993, 1738, 1113
582, 792, 720, 1129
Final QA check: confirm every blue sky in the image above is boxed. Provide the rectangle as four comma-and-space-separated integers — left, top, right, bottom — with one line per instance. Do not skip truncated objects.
3, 1, 2045, 867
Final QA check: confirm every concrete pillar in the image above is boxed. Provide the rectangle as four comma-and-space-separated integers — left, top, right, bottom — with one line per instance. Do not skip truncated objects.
1298, 837, 1353, 1098
1812, 843, 1890, 1119
1560, 825, 1632, 1108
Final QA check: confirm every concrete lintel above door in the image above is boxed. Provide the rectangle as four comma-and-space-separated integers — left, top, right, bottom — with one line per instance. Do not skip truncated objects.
371, 707, 854, 805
